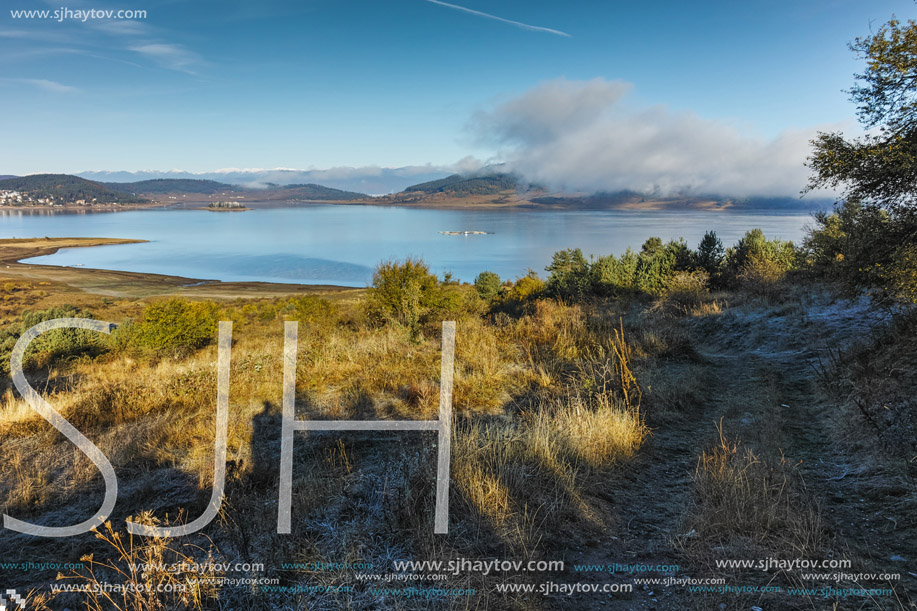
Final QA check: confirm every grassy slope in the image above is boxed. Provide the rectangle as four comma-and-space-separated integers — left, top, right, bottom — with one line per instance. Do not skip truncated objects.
0, 272, 913, 610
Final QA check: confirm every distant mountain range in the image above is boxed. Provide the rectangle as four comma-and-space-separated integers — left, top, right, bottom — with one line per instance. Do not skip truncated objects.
104, 178, 366, 201
77, 166, 456, 195
0, 171, 831, 211
0, 174, 370, 206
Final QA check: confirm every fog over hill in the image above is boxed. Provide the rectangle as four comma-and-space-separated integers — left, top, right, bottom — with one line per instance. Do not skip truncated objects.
77, 166, 459, 195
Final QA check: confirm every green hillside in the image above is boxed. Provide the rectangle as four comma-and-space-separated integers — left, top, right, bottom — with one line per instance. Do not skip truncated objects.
0, 174, 148, 204
104, 179, 366, 200
404, 173, 520, 195
280, 183, 367, 200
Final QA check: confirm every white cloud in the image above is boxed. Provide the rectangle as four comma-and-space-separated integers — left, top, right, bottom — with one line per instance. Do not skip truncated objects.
471, 77, 842, 197
128, 43, 201, 74
3, 78, 80, 93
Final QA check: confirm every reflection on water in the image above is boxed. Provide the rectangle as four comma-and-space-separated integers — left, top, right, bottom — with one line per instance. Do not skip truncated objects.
0, 205, 816, 286
0, 207, 118, 217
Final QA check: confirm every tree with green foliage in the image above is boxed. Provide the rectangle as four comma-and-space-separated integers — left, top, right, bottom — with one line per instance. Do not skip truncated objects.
545, 248, 591, 300
804, 17, 917, 301
695, 230, 725, 275
474, 271, 503, 302
552, 238, 694, 299
804, 200, 917, 300
592, 249, 640, 295
807, 18, 917, 208
665, 238, 695, 272
640, 237, 664, 256
633, 240, 678, 295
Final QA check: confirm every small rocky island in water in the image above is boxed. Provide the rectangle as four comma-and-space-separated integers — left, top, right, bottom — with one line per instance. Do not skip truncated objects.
206, 201, 250, 211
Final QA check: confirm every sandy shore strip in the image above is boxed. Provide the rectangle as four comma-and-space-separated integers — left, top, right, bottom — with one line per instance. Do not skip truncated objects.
0, 237, 362, 299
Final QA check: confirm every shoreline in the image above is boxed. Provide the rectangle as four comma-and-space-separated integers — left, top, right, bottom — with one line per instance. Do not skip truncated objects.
0, 197, 822, 214
0, 202, 173, 212
0, 237, 361, 300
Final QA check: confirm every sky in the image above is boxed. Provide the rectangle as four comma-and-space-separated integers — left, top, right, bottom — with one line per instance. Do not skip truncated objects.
0, 0, 913, 195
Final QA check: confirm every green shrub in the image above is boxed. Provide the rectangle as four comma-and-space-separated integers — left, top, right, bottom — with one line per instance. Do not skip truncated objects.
367, 257, 470, 339
725, 229, 797, 288
0, 305, 102, 373
665, 238, 695, 272
283, 296, 339, 327
594, 238, 685, 297
496, 271, 546, 314
119, 298, 220, 355
545, 238, 690, 301
592, 250, 640, 295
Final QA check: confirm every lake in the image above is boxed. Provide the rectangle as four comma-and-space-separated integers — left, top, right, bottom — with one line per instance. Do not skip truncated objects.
0, 205, 816, 287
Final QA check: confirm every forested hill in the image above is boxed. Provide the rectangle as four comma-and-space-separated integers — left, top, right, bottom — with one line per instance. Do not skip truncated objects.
272, 183, 366, 200
107, 179, 367, 200
0, 174, 148, 204
404, 173, 521, 195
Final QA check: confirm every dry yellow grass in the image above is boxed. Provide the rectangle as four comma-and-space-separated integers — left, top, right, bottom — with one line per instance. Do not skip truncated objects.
452, 384, 646, 553
0, 287, 654, 608
681, 421, 823, 563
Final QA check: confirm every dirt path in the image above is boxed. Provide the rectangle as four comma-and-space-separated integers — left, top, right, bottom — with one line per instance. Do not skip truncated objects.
548, 293, 916, 610
696, 294, 915, 605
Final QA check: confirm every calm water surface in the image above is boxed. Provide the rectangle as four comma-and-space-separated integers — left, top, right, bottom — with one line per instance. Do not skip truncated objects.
0, 205, 815, 286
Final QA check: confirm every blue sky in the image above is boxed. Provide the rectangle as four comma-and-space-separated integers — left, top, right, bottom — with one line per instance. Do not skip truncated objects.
0, 0, 912, 194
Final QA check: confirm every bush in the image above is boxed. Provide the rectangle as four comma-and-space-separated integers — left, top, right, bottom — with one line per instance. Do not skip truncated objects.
548, 238, 693, 301
592, 250, 640, 295
495, 271, 545, 315
725, 229, 797, 288
662, 270, 710, 312
594, 238, 687, 297
367, 258, 439, 329
117, 298, 220, 355
0, 305, 102, 373
738, 255, 786, 296
283, 296, 339, 328
366, 258, 474, 338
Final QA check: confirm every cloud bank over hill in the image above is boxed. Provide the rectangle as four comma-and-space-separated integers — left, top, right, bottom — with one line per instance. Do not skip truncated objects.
76, 78, 844, 200
470, 78, 842, 198
77, 164, 478, 195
